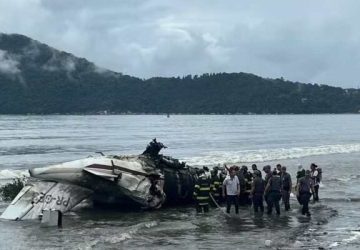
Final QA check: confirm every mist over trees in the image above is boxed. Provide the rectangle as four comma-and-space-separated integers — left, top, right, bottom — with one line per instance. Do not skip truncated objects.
0, 33, 359, 114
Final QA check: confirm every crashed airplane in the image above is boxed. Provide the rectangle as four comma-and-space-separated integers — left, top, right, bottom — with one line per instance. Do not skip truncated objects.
1, 139, 200, 220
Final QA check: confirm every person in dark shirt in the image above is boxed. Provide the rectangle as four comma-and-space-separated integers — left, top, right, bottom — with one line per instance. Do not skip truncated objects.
263, 165, 272, 184
263, 165, 272, 208
242, 165, 253, 205
281, 166, 292, 211
235, 166, 247, 206
265, 171, 281, 215
251, 170, 265, 213
297, 170, 314, 216
276, 164, 282, 175
210, 168, 222, 205
218, 167, 227, 203
252, 164, 262, 178
295, 164, 305, 204
265, 170, 282, 215
296, 164, 305, 184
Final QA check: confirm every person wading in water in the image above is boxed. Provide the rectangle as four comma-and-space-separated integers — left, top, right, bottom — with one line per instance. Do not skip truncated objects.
250, 170, 265, 213
222, 167, 240, 214
297, 170, 314, 217
264, 170, 282, 215
281, 166, 292, 211
193, 169, 211, 213
310, 163, 320, 202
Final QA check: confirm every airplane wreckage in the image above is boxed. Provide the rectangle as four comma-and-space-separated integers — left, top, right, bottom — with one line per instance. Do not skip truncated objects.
1, 140, 204, 221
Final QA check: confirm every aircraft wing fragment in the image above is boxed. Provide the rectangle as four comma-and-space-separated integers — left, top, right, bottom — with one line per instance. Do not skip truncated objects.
0, 181, 93, 220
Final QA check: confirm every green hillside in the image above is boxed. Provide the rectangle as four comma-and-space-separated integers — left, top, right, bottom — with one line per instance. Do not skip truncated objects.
0, 33, 359, 114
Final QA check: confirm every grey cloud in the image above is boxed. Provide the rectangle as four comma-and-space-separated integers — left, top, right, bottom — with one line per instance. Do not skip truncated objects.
0, 49, 20, 74
42, 48, 77, 80
1, 0, 360, 88
63, 57, 75, 72
23, 40, 41, 58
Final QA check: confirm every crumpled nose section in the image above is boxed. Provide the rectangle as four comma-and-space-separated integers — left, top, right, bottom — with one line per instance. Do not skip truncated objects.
116, 172, 166, 209
146, 190, 166, 209
145, 178, 166, 209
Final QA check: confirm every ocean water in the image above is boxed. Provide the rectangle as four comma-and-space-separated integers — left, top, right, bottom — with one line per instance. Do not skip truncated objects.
0, 114, 360, 249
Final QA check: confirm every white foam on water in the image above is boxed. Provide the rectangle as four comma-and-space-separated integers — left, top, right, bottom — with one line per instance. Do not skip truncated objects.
293, 240, 303, 247
326, 231, 360, 249
101, 220, 159, 244
106, 233, 132, 244
0, 169, 29, 180
182, 143, 360, 166
342, 231, 360, 244
144, 221, 158, 229
328, 177, 351, 183
78, 240, 99, 250
329, 242, 339, 248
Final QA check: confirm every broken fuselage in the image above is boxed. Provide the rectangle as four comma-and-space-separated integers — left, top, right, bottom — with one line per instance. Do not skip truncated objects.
1, 141, 201, 220
28, 153, 198, 209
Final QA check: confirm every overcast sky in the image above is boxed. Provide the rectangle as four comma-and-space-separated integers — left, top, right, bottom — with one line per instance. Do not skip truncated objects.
0, 0, 359, 88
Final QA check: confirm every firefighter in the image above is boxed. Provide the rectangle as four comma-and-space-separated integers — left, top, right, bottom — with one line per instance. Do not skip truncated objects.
193, 169, 211, 213
210, 167, 222, 205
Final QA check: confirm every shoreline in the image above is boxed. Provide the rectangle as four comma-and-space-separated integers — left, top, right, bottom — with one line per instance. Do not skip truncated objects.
0, 113, 359, 116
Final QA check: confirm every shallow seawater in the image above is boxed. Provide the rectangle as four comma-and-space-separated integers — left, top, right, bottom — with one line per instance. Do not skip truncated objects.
0, 200, 353, 250
0, 115, 360, 249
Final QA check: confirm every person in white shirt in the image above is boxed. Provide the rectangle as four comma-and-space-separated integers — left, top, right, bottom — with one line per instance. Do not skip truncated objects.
310, 163, 320, 202
222, 167, 240, 214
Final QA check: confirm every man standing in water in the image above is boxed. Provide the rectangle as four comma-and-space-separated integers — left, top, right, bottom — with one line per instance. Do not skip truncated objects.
235, 166, 246, 206
210, 167, 222, 205
263, 165, 272, 209
251, 170, 265, 213
297, 170, 314, 216
310, 163, 320, 202
223, 167, 240, 214
296, 164, 305, 185
252, 164, 262, 178
193, 169, 211, 213
243, 166, 253, 205
281, 166, 292, 211
265, 170, 282, 215
276, 164, 282, 175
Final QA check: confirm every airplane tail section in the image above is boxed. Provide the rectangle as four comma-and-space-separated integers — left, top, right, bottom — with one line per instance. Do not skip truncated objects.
0, 181, 93, 220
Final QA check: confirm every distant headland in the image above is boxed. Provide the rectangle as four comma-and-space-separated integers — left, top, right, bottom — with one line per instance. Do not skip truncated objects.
0, 33, 359, 114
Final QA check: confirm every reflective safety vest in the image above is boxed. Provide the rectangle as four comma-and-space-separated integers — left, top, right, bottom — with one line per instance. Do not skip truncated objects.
210, 175, 221, 198
193, 175, 211, 205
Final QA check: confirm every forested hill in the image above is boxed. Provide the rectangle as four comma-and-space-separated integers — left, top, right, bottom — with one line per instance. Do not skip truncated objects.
0, 33, 359, 114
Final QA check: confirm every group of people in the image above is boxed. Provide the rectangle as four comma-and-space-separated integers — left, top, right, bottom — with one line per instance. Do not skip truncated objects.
193, 163, 322, 217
